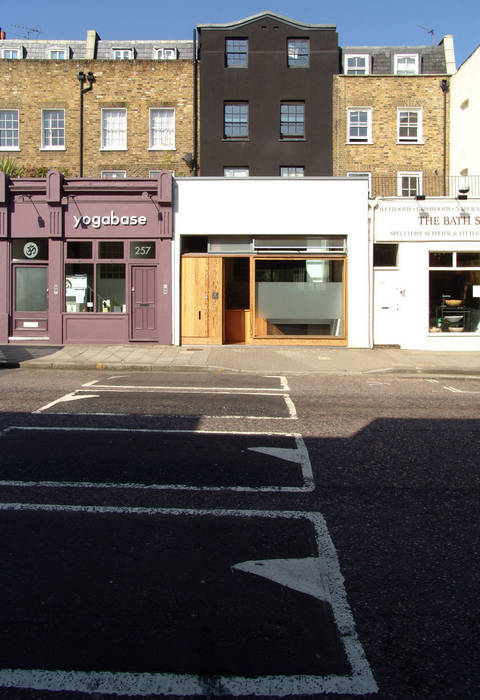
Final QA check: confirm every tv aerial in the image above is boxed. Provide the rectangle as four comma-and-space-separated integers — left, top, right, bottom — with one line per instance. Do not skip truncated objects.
8, 24, 41, 39
419, 25, 435, 45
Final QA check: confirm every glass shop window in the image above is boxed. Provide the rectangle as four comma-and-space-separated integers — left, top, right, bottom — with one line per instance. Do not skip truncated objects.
66, 241, 92, 259
373, 244, 398, 267
97, 264, 126, 313
65, 241, 126, 313
429, 251, 480, 333
12, 239, 49, 261
98, 241, 124, 259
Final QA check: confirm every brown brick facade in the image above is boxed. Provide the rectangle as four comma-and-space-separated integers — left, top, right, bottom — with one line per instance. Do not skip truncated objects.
333, 75, 450, 195
0, 59, 194, 177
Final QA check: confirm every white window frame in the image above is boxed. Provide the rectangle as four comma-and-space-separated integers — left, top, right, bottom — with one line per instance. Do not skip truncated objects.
0, 109, 20, 150
149, 169, 174, 177
347, 171, 372, 195
41, 109, 65, 150
397, 108, 423, 144
101, 171, 127, 179
1, 47, 21, 59
394, 54, 419, 75
223, 167, 249, 177
343, 54, 370, 75
280, 166, 304, 177
112, 48, 133, 60
154, 48, 178, 60
101, 108, 127, 151
149, 108, 175, 150
347, 107, 372, 143
397, 171, 423, 197
48, 47, 69, 60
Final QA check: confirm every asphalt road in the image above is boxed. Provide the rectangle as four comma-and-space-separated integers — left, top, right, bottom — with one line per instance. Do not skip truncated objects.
0, 367, 478, 699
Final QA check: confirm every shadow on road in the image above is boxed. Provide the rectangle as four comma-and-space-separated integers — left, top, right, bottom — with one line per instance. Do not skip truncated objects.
0, 345, 63, 369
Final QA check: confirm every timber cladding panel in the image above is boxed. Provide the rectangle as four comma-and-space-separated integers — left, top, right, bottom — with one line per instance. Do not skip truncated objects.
332, 75, 449, 178
0, 59, 194, 177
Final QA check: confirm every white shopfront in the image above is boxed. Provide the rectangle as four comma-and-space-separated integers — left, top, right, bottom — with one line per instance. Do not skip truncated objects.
173, 178, 371, 348
372, 198, 480, 350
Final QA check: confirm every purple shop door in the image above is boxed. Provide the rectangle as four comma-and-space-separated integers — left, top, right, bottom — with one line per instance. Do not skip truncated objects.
12, 265, 49, 338
131, 266, 157, 341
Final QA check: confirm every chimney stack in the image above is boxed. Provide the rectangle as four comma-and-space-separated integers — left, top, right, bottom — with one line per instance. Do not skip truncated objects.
0, 29, 6, 40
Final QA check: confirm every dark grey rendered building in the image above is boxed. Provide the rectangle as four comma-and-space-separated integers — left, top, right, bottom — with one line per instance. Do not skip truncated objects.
197, 12, 339, 177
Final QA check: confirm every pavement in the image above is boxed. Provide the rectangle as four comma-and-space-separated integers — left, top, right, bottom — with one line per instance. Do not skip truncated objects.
1, 343, 480, 377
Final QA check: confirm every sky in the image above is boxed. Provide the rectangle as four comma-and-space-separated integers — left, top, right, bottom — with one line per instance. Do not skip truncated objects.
1, 0, 479, 67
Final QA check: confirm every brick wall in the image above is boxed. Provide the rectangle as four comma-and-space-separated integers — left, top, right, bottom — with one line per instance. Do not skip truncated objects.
0, 59, 195, 177
333, 75, 450, 192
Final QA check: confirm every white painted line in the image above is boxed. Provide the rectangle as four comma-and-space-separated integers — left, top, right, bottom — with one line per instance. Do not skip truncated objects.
30, 411, 297, 420
266, 375, 290, 392
232, 557, 331, 602
0, 427, 313, 492
33, 392, 99, 414
284, 395, 298, 419
425, 379, 439, 384
75, 385, 286, 395
0, 503, 378, 697
444, 385, 480, 394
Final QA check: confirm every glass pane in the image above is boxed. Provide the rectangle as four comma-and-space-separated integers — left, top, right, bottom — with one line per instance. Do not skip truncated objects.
66, 241, 92, 259
12, 239, 48, 261
97, 264, 126, 312
429, 270, 480, 332
457, 252, 480, 267
374, 244, 398, 267
429, 252, 452, 267
65, 264, 94, 312
255, 259, 344, 336
98, 241, 124, 259
130, 241, 156, 259
15, 267, 47, 311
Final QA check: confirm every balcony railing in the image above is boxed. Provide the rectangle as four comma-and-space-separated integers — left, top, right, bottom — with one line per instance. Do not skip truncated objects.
368, 176, 480, 199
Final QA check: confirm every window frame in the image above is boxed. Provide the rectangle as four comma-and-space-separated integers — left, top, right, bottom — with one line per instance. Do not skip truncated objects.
48, 47, 69, 60
149, 107, 175, 150
280, 166, 305, 177
397, 171, 423, 197
1, 47, 21, 59
397, 108, 423, 144
347, 108, 372, 144
112, 48, 134, 60
223, 167, 250, 177
225, 38, 248, 68
394, 53, 419, 75
343, 54, 370, 75
101, 108, 127, 151
0, 109, 19, 150
287, 38, 310, 68
155, 47, 178, 60
280, 102, 305, 140
101, 171, 127, 179
223, 102, 249, 140
40, 108, 65, 150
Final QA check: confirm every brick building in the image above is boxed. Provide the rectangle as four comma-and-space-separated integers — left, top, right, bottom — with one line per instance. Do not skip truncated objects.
0, 31, 195, 178
333, 37, 456, 197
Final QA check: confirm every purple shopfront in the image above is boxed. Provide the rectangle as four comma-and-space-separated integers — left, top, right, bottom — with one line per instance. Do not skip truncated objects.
0, 170, 173, 344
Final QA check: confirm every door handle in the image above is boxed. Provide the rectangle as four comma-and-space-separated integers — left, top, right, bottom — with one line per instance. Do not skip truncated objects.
198, 311, 201, 320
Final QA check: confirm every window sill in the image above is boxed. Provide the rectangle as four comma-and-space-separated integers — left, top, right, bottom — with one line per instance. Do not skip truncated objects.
0, 146, 20, 151
148, 146, 176, 151
346, 141, 373, 145
222, 138, 250, 142
100, 147, 128, 151
40, 146, 66, 151
396, 141, 424, 145
279, 138, 306, 142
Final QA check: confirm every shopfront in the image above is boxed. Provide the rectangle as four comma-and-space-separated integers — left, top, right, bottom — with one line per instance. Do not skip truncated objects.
174, 177, 371, 347
373, 197, 480, 350
0, 171, 173, 344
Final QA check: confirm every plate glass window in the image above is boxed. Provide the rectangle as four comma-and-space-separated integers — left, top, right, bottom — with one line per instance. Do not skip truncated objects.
347, 109, 371, 143
287, 39, 309, 67
42, 109, 65, 148
0, 109, 19, 149
280, 103, 305, 139
398, 109, 422, 143
429, 252, 480, 333
225, 39, 248, 67
101, 108, 127, 150
149, 108, 175, 149
224, 103, 248, 138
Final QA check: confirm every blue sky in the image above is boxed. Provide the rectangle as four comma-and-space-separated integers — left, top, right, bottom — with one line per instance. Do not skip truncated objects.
2, 0, 478, 67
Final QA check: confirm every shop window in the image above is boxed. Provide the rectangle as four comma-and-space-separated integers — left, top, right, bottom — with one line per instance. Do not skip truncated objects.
12, 239, 48, 261
67, 241, 92, 259
429, 251, 480, 333
65, 243, 127, 313
280, 102, 305, 139
65, 264, 94, 313
374, 244, 398, 267
130, 241, 155, 259
97, 264, 126, 312
225, 38, 248, 67
99, 241, 124, 259
254, 259, 344, 337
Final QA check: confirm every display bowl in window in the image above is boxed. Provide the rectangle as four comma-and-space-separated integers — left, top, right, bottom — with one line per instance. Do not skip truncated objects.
445, 299, 463, 307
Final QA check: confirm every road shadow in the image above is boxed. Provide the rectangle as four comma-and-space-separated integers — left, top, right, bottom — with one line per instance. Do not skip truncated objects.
0, 345, 63, 369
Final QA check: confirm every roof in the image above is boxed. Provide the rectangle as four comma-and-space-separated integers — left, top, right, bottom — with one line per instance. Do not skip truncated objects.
197, 11, 336, 31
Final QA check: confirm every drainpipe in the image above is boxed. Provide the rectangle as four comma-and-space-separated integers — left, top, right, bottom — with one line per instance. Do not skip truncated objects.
193, 27, 198, 176
440, 79, 449, 196
77, 71, 95, 177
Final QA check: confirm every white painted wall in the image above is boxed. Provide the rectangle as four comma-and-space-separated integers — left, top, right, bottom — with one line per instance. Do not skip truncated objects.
450, 45, 480, 179
173, 178, 371, 347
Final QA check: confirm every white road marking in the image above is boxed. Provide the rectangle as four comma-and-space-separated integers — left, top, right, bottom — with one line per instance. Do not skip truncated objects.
75, 385, 286, 394
0, 427, 314, 492
0, 503, 378, 697
33, 392, 99, 413
232, 557, 331, 602
444, 385, 480, 394
425, 379, 439, 384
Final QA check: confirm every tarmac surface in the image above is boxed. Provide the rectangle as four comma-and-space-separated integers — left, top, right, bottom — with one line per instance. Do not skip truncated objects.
1, 342, 480, 376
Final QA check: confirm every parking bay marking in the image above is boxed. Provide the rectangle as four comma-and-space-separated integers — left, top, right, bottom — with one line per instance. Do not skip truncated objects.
0, 427, 314, 492
0, 503, 378, 697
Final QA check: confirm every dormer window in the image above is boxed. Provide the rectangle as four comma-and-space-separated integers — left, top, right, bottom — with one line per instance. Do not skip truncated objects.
344, 54, 369, 75
155, 48, 178, 60
394, 54, 419, 75
1, 47, 21, 59
48, 48, 69, 60
113, 48, 133, 60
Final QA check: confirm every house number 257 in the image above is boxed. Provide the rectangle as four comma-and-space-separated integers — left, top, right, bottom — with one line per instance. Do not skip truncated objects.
135, 246, 152, 256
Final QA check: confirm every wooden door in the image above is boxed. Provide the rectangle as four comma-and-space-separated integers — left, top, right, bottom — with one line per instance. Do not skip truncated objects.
131, 265, 157, 341
181, 257, 223, 344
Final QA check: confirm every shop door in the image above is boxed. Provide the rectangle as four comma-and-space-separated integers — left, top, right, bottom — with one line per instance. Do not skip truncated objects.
373, 269, 402, 345
12, 265, 49, 337
131, 266, 157, 341
181, 256, 223, 344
